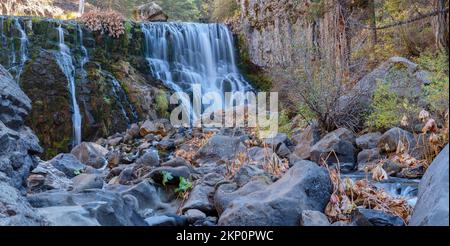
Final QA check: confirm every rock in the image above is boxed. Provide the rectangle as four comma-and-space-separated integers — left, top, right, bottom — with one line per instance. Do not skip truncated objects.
310, 128, 356, 170
27, 190, 75, 208
218, 160, 332, 226
300, 210, 330, 226
145, 215, 186, 226
161, 157, 190, 168
263, 133, 288, 149
106, 150, 121, 168
233, 165, 267, 187
156, 138, 175, 151
37, 206, 100, 226
120, 180, 171, 215
0, 179, 44, 225
135, 149, 160, 167
127, 123, 140, 138
351, 209, 405, 226
378, 127, 416, 154
71, 174, 104, 192
350, 56, 431, 107
118, 167, 136, 185
27, 162, 73, 193
107, 136, 123, 146
71, 142, 109, 169
410, 145, 449, 226
194, 134, 246, 162
382, 160, 402, 176
181, 173, 224, 214
139, 119, 170, 137
185, 209, 207, 224
357, 148, 381, 167
292, 124, 321, 160
193, 216, 218, 226
47, 153, 86, 178
247, 147, 273, 164
275, 143, 291, 158
133, 2, 168, 22
356, 132, 382, 149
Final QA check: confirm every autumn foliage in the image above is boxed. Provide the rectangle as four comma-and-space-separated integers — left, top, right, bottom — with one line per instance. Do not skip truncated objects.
79, 10, 125, 38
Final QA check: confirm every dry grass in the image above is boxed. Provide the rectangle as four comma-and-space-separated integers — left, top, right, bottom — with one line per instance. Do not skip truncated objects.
78, 10, 125, 38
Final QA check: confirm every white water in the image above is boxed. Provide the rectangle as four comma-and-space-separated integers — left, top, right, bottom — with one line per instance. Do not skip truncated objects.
0, 17, 29, 82
55, 25, 82, 147
141, 22, 252, 122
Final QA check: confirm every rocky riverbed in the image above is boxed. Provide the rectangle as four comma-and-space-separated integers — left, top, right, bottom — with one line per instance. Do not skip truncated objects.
2, 64, 449, 226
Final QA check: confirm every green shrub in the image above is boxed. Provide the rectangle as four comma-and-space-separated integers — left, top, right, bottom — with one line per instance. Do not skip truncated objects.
155, 91, 169, 118
366, 80, 421, 130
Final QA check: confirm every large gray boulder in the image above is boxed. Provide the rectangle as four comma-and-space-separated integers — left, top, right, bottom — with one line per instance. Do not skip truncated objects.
218, 161, 332, 226
194, 134, 247, 163
409, 145, 449, 226
292, 124, 321, 160
310, 128, 356, 171
47, 153, 86, 178
71, 142, 109, 169
133, 2, 168, 22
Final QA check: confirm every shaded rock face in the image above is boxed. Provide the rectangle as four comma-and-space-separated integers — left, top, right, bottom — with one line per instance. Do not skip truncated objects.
218, 161, 332, 226
1, 65, 44, 225
1, 16, 165, 158
410, 145, 449, 226
134, 2, 168, 22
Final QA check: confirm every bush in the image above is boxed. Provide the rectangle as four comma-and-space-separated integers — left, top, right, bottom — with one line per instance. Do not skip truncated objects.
417, 51, 449, 118
211, 0, 240, 22
79, 10, 125, 38
155, 90, 169, 118
366, 80, 421, 131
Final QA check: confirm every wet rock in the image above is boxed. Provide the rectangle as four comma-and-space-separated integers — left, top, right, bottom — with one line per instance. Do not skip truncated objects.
133, 2, 169, 22
351, 209, 405, 226
37, 206, 99, 226
410, 145, 449, 226
71, 174, 104, 192
47, 153, 86, 178
356, 132, 382, 149
71, 142, 109, 169
120, 180, 169, 215
136, 149, 160, 167
300, 210, 330, 226
310, 128, 356, 170
145, 215, 186, 226
292, 124, 321, 160
218, 161, 332, 226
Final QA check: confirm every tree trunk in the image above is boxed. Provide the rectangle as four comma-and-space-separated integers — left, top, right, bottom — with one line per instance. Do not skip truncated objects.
432, 0, 449, 52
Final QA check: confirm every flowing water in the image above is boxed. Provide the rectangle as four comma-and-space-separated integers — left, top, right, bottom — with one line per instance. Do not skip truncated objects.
55, 25, 82, 147
141, 22, 252, 122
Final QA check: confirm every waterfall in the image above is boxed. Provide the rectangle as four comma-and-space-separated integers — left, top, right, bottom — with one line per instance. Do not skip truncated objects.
55, 25, 82, 147
109, 74, 139, 125
0, 17, 29, 82
141, 22, 252, 122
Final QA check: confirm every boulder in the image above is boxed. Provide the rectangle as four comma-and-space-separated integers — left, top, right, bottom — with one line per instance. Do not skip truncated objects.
36, 206, 100, 226
218, 161, 332, 226
292, 124, 321, 160
145, 215, 186, 226
409, 145, 449, 226
310, 128, 356, 171
147, 166, 191, 186
27, 162, 73, 193
378, 127, 416, 154
357, 148, 381, 168
300, 210, 331, 226
47, 153, 86, 178
356, 132, 382, 149
139, 119, 171, 137
185, 209, 207, 224
133, 2, 168, 22
0, 178, 44, 226
181, 173, 224, 214
71, 174, 104, 192
233, 164, 268, 187
135, 149, 160, 167
71, 142, 109, 169
194, 134, 247, 162
351, 209, 405, 226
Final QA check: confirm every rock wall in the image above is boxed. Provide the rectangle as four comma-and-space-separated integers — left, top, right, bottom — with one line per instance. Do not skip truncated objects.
237, 0, 364, 77
0, 16, 167, 158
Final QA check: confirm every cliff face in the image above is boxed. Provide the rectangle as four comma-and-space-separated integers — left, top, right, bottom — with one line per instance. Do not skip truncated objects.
238, 0, 353, 74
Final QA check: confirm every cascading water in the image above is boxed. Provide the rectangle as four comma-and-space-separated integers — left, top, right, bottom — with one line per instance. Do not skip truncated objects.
55, 25, 82, 147
141, 22, 252, 122
0, 17, 29, 82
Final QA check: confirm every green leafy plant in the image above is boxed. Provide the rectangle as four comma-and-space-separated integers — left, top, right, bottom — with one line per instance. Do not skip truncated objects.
155, 91, 169, 118
174, 177, 193, 194
161, 171, 173, 186
73, 169, 82, 176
